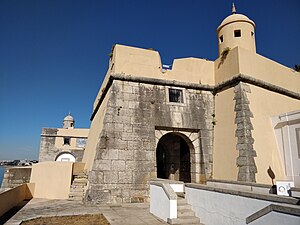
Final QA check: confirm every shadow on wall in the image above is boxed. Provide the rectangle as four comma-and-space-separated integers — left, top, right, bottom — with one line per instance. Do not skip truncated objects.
0, 183, 34, 219
267, 166, 277, 194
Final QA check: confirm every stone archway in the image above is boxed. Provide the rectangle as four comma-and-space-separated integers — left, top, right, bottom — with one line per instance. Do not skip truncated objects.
55, 151, 76, 162
155, 128, 209, 183
156, 132, 194, 183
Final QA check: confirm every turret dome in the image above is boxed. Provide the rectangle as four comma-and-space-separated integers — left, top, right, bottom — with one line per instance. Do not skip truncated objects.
64, 113, 74, 122
216, 4, 256, 56
63, 113, 75, 129
217, 13, 255, 33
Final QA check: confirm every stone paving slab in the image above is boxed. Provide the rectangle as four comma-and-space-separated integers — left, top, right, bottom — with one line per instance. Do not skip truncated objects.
4, 198, 168, 225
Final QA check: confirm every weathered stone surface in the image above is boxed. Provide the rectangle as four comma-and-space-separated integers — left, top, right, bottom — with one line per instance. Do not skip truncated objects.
103, 171, 119, 183
111, 160, 125, 171
88, 79, 214, 203
118, 149, 134, 160
108, 149, 118, 159
94, 159, 111, 171
39, 128, 58, 162
234, 82, 257, 183
118, 171, 133, 184
1, 167, 32, 191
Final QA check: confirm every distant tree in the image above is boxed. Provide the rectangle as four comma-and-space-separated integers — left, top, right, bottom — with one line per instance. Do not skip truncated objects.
294, 64, 300, 72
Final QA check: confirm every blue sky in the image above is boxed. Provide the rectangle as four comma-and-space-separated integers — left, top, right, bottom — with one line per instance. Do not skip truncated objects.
0, 0, 299, 160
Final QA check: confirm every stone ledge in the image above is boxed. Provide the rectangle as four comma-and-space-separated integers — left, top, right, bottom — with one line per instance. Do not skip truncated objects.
185, 183, 299, 205
91, 73, 300, 121
40, 134, 88, 138
246, 204, 300, 224
207, 179, 272, 188
150, 178, 184, 185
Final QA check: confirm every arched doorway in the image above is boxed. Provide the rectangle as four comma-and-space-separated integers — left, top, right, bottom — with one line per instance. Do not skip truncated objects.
55, 152, 76, 162
156, 133, 191, 182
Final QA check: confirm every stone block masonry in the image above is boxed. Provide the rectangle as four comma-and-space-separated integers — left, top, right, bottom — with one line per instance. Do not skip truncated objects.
39, 128, 85, 162
234, 82, 257, 182
86, 79, 214, 204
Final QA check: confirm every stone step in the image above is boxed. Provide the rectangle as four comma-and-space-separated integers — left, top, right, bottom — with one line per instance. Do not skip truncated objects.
177, 204, 192, 211
177, 198, 188, 205
176, 192, 185, 198
167, 216, 200, 224
73, 178, 88, 184
70, 187, 85, 193
177, 208, 195, 217
71, 183, 86, 188
68, 196, 83, 201
69, 192, 84, 197
74, 174, 88, 179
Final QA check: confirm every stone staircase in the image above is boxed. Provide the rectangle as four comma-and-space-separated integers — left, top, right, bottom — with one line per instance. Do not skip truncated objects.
167, 193, 204, 225
68, 173, 88, 201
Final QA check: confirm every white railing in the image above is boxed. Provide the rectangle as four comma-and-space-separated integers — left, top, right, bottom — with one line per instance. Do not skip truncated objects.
150, 179, 184, 222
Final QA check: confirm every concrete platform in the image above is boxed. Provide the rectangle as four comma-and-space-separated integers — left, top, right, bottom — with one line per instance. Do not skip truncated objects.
4, 198, 168, 225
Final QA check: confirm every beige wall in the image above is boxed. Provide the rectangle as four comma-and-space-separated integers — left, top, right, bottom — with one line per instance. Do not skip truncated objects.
247, 85, 300, 184
83, 89, 111, 171
30, 162, 73, 199
214, 84, 300, 184
171, 58, 215, 85
217, 21, 256, 56
54, 128, 89, 150
238, 48, 300, 93
111, 44, 214, 85
73, 162, 85, 175
113, 44, 162, 79
0, 183, 34, 217
214, 47, 240, 83
213, 87, 238, 180
94, 44, 215, 92
215, 46, 300, 93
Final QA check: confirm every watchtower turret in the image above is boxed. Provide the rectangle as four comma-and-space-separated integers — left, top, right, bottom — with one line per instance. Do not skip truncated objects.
63, 113, 75, 129
217, 3, 256, 56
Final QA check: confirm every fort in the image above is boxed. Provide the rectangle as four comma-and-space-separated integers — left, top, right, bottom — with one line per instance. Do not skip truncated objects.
1, 4, 300, 225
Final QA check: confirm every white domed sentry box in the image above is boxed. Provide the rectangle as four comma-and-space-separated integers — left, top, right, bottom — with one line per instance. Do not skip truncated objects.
63, 113, 75, 129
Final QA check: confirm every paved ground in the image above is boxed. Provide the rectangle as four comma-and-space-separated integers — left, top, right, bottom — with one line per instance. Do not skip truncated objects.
4, 198, 168, 225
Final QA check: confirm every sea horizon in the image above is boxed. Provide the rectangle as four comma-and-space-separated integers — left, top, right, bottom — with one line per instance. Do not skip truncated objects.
0, 166, 4, 186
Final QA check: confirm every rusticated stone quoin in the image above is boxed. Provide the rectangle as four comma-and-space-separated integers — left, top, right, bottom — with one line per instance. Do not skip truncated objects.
234, 82, 257, 182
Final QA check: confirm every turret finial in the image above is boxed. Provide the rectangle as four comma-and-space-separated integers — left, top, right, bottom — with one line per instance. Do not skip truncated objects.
232, 3, 236, 14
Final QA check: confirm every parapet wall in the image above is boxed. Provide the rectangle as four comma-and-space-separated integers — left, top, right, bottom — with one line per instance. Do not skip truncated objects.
185, 183, 300, 225
1, 167, 32, 192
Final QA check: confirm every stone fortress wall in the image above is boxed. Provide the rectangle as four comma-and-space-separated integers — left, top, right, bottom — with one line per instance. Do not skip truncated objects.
86, 79, 214, 203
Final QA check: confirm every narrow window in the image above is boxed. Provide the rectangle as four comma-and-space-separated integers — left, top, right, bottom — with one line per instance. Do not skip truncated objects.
169, 88, 183, 103
234, 30, 241, 37
64, 137, 70, 145
219, 35, 223, 43
251, 31, 254, 37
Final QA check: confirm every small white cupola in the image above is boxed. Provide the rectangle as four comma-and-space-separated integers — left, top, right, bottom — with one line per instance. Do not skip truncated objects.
217, 3, 256, 56
63, 113, 75, 129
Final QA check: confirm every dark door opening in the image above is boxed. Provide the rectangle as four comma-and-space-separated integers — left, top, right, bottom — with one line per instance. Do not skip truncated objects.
156, 133, 191, 183
179, 138, 191, 182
